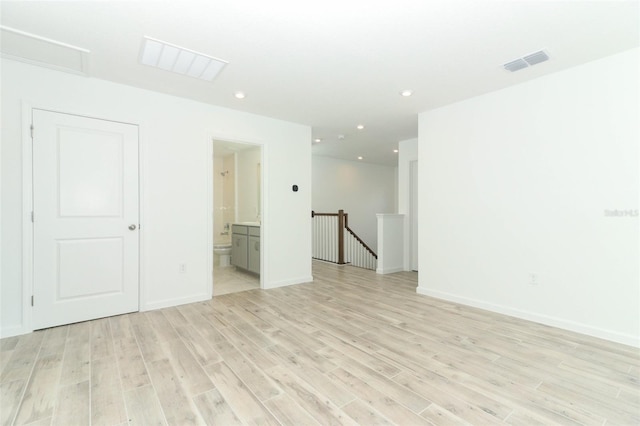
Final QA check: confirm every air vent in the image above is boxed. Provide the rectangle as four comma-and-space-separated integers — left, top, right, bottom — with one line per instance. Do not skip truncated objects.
139, 36, 227, 82
523, 50, 549, 66
503, 58, 529, 73
503, 49, 550, 72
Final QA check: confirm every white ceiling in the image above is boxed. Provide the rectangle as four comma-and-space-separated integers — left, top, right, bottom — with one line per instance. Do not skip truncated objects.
1, 1, 638, 166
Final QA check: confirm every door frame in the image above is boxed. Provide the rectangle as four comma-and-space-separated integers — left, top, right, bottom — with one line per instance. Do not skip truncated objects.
21, 102, 144, 334
207, 134, 266, 292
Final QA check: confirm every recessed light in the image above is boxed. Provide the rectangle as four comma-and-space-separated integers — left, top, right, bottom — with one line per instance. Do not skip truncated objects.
356, 124, 364, 130
313, 138, 322, 143
357, 156, 363, 160
393, 149, 399, 153
234, 91, 246, 99
400, 89, 413, 97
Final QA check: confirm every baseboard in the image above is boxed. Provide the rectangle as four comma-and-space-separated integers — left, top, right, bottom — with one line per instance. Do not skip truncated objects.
376, 266, 404, 275
141, 293, 211, 312
0, 294, 212, 338
416, 287, 640, 348
265, 275, 314, 290
0, 324, 29, 339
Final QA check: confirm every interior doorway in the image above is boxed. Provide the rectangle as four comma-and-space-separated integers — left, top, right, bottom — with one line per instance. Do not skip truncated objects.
212, 139, 263, 296
410, 160, 419, 271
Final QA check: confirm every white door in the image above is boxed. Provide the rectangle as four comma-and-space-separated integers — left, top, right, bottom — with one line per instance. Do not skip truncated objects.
32, 109, 139, 330
410, 160, 419, 271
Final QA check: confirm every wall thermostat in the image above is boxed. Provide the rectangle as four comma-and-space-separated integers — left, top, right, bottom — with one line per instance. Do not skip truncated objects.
292, 185, 298, 192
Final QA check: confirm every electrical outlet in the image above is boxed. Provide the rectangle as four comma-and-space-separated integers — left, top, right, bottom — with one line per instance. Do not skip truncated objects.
179, 263, 187, 274
529, 273, 538, 286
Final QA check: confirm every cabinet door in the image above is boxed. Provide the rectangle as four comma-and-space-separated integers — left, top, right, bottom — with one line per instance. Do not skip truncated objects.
248, 236, 260, 274
231, 234, 248, 268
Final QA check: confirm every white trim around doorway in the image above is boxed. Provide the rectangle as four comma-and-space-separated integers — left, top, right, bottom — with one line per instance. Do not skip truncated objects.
208, 134, 266, 293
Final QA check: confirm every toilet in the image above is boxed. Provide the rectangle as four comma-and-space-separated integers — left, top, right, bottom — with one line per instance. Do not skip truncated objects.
214, 242, 232, 267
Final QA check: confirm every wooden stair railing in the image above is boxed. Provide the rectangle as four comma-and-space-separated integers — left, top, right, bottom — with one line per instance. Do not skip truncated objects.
311, 210, 378, 270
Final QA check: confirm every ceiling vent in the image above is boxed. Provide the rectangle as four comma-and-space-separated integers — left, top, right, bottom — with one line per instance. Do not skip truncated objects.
503, 58, 529, 72
139, 36, 227, 82
503, 50, 549, 72
523, 50, 549, 66
0, 26, 90, 75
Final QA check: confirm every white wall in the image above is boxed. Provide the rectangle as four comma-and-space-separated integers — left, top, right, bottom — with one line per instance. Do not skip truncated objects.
376, 214, 405, 275
418, 48, 639, 347
236, 147, 261, 223
312, 156, 397, 249
213, 154, 236, 243
1, 59, 312, 337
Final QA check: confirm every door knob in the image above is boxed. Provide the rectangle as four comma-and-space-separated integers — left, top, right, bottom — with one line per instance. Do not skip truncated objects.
129, 224, 137, 231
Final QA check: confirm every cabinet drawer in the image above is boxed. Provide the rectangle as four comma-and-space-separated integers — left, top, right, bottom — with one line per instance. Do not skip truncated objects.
232, 225, 248, 235
249, 226, 260, 237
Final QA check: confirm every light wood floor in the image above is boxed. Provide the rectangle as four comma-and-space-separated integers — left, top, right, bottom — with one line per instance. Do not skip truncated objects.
213, 261, 260, 297
1, 261, 638, 425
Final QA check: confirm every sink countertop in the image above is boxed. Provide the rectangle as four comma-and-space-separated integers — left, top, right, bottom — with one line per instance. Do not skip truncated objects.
234, 222, 261, 226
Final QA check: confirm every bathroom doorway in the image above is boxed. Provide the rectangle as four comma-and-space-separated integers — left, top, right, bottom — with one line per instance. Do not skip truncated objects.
212, 139, 262, 296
